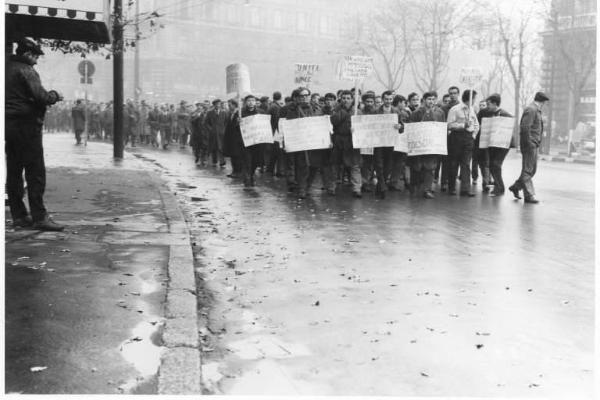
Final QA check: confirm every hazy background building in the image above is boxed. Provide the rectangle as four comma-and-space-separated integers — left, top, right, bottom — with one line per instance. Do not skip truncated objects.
540, 0, 596, 144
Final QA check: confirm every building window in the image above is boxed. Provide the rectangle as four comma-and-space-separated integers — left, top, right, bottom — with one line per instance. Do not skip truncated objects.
250, 7, 259, 26
226, 4, 236, 23
297, 12, 307, 31
274, 10, 282, 29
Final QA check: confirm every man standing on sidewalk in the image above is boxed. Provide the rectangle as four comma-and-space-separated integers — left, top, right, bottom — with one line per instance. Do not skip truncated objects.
509, 92, 550, 204
71, 99, 85, 145
5, 38, 65, 231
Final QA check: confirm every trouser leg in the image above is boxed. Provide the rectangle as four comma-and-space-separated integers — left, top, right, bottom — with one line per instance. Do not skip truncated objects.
24, 127, 47, 221
5, 122, 28, 220
458, 133, 474, 193
517, 145, 538, 198
489, 147, 509, 193
422, 155, 437, 193
390, 151, 407, 190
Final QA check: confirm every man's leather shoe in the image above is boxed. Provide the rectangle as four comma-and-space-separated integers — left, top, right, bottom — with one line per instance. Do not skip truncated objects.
460, 191, 476, 197
508, 185, 522, 199
352, 191, 362, 199
423, 191, 435, 199
33, 217, 65, 232
524, 197, 539, 204
13, 216, 33, 228
449, 189, 457, 195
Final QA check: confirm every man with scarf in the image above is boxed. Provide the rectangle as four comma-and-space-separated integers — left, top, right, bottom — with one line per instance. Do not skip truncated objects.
240, 95, 266, 187
330, 90, 362, 198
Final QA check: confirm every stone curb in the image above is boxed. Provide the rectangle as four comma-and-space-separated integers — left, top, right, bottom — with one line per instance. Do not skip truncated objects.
539, 155, 595, 165
138, 160, 202, 394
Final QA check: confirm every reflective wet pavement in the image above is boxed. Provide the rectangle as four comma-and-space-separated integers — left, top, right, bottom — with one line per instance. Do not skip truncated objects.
130, 142, 594, 397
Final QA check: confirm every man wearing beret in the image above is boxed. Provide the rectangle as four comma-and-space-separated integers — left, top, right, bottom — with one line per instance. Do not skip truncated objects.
5, 38, 65, 231
509, 92, 550, 203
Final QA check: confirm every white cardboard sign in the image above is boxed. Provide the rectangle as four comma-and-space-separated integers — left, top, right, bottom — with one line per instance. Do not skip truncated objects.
351, 114, 398, 148
339, 55, 374, 81
280, 116, 332, 152
394, 132, 408, 153
479, 117, 515, 149
405, 122, 448, 156
240, 114, 273, 147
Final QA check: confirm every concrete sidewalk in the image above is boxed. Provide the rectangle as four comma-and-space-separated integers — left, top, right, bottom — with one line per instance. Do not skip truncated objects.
4, 133, 201, 394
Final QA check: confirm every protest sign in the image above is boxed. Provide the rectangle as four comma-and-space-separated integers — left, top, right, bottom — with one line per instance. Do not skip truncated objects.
394, 132, 408, 153
294, 63, 321, 87
479, 117, 515, 149
280, 116, 332, 152
226, 63, 251, 95
240, 114, 273, 147
459, 67, 483, 88
339, 55, 374, 81
405, 122, 448, 156
351, 114, 398, 148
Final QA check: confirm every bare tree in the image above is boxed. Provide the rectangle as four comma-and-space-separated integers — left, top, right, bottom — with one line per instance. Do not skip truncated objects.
490, 3, 540, 137
359, 7, 412, 91
403, 0, 476, 93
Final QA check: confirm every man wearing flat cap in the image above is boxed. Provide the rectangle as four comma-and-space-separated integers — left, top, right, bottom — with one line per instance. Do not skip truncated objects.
5, 38, 65, 231
508, 92, 550, 204
205, 99, 229, 167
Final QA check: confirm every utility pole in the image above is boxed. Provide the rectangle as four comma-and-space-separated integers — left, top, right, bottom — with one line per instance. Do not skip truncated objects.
113, 0, 124, 159
133, 0, 140, 104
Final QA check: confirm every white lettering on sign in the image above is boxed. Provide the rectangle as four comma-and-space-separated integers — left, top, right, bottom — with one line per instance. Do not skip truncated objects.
479, 117, 515, 149
351, 114, 398, 148
240, 114, 274, 147
405, 122, 448, 156
280, 116, 332, 152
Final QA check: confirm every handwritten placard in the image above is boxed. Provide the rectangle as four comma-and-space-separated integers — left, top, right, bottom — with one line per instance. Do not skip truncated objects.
281, 116, 332, 152
339, 55, 374, 81
351, 114, 398, 148
394, 132, 408, 153
405, 122, 448, 156
294, 63, 321, 87
240, 114, 273, 147
479, 117, 515, 149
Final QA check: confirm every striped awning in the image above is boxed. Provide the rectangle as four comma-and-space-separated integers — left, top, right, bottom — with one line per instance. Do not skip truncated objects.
5, 0, 111, 43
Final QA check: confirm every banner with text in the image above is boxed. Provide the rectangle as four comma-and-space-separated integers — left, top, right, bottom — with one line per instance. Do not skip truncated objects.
226, 63, 251, 96
394, 132, 408, 153
240, 114, 273, 147
338, 55, 374, 81
351, 114, 398, 148
405, 122, 448, 156
294, 63, 321, 87
280, 116, 332, 152
479, 117, 515, 149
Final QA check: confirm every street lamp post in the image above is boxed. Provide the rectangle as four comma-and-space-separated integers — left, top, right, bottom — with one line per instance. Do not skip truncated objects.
113, 0, 124, 159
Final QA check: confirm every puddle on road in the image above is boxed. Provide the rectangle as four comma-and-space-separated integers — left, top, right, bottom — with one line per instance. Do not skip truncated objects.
119, 318, 165, 392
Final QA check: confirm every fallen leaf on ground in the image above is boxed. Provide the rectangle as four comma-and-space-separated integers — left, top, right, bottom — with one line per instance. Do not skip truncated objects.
420, 372, 429, 377
30, 366, 47, 372
476, 344, 484, 349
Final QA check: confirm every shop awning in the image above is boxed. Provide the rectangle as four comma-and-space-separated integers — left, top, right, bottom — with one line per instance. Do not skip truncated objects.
5, 0, 111, 43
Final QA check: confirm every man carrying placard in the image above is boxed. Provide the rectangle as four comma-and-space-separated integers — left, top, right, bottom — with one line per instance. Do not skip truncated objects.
285, 87, 331, 199
373, 90, 401, 199
508, 92, 550, 204
330, 90, 362, 198
240, 94, 267, 187
359, 93, 377, 193
447, 90, 479, 197
476, 93, 513, 196
408, 91, 446, 199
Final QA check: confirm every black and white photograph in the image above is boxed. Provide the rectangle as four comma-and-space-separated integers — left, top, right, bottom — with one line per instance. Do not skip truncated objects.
3, 0, 597, 397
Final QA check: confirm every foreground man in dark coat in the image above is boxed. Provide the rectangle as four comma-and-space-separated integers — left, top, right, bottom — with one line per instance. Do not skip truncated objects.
5, 38, 65, 231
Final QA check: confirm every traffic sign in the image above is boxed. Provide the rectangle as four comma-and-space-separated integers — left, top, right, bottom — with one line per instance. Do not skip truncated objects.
80, 77, 93, 84
78, 60, 95, 77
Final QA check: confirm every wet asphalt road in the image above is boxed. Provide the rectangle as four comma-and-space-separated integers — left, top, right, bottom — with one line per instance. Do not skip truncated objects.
130, 143, 594, 397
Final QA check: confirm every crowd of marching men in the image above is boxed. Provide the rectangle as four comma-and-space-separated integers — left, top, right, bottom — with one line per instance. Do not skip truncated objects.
50, 86, 518, 200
